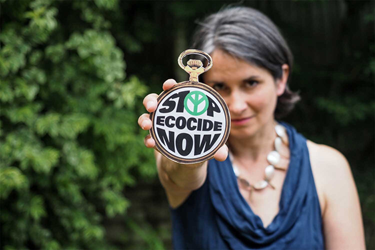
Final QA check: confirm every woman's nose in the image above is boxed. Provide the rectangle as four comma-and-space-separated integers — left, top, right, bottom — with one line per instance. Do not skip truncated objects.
227, 91, 247, 115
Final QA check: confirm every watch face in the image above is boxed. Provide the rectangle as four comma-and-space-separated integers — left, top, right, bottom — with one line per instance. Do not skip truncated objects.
150, 81, 230, 164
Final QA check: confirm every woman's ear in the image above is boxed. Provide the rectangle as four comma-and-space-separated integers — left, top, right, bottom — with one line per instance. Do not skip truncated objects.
276, 64, 289, 96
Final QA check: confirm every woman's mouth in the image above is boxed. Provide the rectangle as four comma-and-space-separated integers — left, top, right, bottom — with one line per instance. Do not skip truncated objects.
231, 116, 254, 126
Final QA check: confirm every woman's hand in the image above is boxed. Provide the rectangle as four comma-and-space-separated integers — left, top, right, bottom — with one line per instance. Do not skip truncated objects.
137, 79, 228, 208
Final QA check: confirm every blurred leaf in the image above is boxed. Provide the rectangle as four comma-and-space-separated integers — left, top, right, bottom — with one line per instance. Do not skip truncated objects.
0, 167, 28, 199
30, 195, 46, 221
316, 97, 375, 126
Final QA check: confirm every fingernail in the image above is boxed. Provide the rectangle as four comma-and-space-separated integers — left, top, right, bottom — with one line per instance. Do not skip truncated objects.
141, 121, 146, 130
146, 101, 155, 110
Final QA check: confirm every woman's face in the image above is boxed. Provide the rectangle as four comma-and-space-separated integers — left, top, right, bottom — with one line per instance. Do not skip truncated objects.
204, 49, 288, 139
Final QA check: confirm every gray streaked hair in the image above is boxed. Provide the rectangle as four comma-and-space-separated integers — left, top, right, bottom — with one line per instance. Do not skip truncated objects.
192, 6, 300, 118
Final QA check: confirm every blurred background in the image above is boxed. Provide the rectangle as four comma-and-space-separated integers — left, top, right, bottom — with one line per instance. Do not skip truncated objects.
0, 0, 374, 249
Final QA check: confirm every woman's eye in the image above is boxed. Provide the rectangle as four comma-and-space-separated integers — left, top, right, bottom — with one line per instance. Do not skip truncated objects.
245, 80, 259, 87
212, 83, 226, 91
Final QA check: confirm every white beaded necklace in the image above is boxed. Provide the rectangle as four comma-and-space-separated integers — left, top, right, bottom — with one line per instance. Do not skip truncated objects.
229, 124, 290, 191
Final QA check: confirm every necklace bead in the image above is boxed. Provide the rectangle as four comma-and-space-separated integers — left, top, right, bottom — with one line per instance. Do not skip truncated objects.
230, 124, 289, 191
267, 151, 281, 165
253, 180, 268, 190
274, 137, 282, 152
265, 165, 275, 181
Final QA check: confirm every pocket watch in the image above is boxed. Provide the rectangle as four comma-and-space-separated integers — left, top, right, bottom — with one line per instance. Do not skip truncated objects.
149, 49, 230, 164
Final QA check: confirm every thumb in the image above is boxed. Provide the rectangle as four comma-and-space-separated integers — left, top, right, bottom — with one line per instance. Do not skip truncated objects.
213, 144, 229, 162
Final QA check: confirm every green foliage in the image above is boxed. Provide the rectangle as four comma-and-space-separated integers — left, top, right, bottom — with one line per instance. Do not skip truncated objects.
316, 97, 375, 126
0, 167, 28, 199
126, 218, 165, 250
0, 0, 154, 249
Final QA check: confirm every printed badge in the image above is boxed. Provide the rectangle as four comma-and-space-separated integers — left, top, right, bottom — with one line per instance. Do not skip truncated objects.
150, 50, 230, 164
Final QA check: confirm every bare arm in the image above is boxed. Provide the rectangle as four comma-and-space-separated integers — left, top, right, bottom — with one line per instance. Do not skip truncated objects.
155, 150, 208, 207
308, 141, 365, 250
138, 79, 228, 208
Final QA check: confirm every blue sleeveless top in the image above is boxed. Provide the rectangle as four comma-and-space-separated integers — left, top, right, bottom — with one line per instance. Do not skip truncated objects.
170, 123, 324, 249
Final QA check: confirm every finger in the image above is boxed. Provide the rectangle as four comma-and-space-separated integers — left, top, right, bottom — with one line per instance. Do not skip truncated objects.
138, 113, 152, 130
163, 79, 177, 91
213, 144, 229, 162
143, 93, 159, 112
144, 134, 155, 148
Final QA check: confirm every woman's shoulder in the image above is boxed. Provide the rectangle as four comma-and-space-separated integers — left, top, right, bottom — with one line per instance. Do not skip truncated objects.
306, 140, 352, 188
306, 140, 349, 169
306, 141, 365, 249
306, 140, 355, 215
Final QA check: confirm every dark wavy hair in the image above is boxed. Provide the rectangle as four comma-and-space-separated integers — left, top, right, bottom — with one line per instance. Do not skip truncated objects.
192, 6, 300, 118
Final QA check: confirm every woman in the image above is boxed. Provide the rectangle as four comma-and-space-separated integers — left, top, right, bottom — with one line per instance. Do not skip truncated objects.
138, 7, 365, 249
